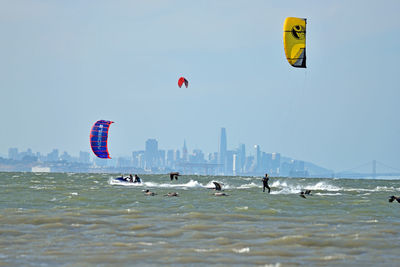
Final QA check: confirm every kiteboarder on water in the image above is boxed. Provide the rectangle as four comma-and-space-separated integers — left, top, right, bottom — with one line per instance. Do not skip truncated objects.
262, 174, 271, 193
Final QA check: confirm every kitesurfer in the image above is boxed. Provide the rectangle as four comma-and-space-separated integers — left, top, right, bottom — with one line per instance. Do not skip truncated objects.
134, 174, 141, 183
262, 174, 271, 193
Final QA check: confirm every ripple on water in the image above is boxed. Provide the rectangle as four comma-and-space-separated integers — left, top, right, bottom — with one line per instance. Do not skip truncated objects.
182, 224, 221, 231
134, 229, 184, 238
127, 224, 153, 231
232, 247, 250, 253
183, 212, 215, 220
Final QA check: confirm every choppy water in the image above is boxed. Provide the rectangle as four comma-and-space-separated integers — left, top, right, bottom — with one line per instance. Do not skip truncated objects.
1, 172, 400, 266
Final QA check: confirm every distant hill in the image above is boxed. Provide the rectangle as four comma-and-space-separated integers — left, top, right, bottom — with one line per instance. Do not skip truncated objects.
304, 161, 334, 178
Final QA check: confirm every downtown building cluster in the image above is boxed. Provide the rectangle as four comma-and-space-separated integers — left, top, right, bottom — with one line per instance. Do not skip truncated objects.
3, 128, 313, 176
125, 128, 308, 176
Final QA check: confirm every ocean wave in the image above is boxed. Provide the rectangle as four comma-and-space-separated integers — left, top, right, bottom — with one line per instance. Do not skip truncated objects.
108, 177, 399, 196
232, 247, 250, 253
343, 186, 399, 192
269, 180, 342, 194
315, 193, 342, 196
237, 182, 259, 189
109, 178, 207, 189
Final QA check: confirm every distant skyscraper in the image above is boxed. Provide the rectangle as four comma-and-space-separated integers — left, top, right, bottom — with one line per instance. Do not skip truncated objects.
219, 128, 227, 165
271, 152, 281, 175
254, 145, 261, 172
166, 149, 174, 168
145, 139, 159, 169
225, 150, 234, 175
47, 149, 59, 162
236, 144, 246, 173
191, 149, 205, 163
182, 140, 188, 162
60, 151, 72, 162
132, 151, 144, 168
8, 148, 18, 160
158, 149, 165, 167
174, 150, 180, 162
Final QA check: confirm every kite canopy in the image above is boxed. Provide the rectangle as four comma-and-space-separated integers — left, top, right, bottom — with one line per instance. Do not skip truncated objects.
90, 120, 114, 159
283, 17, 306, 68
178, 77, 189, 88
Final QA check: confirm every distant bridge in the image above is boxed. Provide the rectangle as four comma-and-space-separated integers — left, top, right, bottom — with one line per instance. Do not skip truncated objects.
335, 172, 400, 178
335, 160, 400, 178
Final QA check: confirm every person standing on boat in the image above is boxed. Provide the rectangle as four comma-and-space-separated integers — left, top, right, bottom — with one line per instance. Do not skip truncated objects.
262, 173, 271, 193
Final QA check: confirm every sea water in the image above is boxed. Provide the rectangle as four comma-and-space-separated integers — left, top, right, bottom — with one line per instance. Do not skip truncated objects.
1, 172, 400, 266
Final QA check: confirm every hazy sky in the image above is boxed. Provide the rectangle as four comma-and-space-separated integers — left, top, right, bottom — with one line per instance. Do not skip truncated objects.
1, 0, 399, 172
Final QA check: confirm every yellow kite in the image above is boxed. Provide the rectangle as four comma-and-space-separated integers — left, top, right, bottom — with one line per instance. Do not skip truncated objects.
283, 17, 306, 68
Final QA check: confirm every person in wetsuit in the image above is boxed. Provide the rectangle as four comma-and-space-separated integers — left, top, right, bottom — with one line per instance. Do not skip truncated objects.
134, 174, 141, 183
262, 173, 271, 193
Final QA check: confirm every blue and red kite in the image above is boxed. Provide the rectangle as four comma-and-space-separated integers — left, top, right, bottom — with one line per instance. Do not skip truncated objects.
90, 120, 114, 159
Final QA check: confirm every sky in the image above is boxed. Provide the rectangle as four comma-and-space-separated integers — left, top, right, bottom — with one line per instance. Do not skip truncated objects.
1, 0, 399, 172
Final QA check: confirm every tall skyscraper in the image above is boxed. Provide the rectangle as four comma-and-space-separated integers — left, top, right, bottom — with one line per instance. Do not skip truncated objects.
145, 139, 159, 169
182, 140, 188, 162
166, 149, 174, 168
219, 128, 227, 165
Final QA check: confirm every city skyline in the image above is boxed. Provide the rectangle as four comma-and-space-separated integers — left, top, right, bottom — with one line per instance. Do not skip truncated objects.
1, 1, 399, 172
4, 126, 397, 178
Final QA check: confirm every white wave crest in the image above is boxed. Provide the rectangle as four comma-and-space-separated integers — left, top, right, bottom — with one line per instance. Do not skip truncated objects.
268, 180, 342, 194
238, 182, 259, 189
233, 247, 250, 253
109, 178, 207, 189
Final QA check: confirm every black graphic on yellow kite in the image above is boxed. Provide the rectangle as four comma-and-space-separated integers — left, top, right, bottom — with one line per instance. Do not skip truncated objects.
283, 17, 306, 68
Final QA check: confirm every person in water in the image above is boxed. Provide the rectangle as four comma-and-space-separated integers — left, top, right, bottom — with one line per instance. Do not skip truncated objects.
134, 174, 141, 183
262, 173, 271, 193
144, 189, 155, 196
